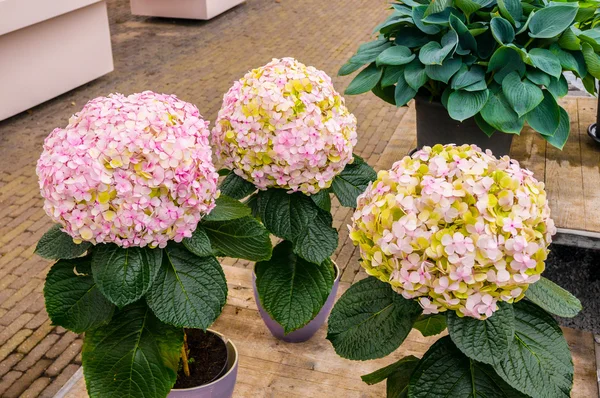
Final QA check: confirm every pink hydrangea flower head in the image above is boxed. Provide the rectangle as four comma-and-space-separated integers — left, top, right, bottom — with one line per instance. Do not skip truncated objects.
349, 144, 556, 319
36, 91, 219, 248
212, 57, 357, 194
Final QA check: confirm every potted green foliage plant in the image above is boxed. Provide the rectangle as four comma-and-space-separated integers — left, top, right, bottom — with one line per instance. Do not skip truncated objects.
37, 92, 272, 398
340, 0, 600, 154
208, 58, 377, 342
326, 144, 582, 398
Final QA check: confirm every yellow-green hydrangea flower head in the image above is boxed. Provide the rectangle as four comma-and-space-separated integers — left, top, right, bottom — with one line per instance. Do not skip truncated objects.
350, 144, 556, 319
212, 57, 357, 195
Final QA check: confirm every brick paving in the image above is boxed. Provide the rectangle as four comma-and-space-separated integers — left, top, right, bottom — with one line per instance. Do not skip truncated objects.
0, 0, 409, 395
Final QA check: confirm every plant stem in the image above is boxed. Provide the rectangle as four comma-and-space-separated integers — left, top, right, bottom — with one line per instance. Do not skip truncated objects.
181, 332, 191, 378
524, 38, 534, 48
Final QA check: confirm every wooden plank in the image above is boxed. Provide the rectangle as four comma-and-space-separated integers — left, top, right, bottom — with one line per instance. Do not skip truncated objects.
577, 97, 600, 232
509, 123, 547, 183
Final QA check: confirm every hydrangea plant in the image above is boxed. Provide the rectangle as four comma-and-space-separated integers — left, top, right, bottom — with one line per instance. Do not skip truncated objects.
340, 0, 600, 149
37, 92, 272, 398
210, 58, 377, 334
327, 144, 582, 398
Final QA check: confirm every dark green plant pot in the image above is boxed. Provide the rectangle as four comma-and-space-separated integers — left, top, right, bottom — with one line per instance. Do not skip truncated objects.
415, 97, 514, 156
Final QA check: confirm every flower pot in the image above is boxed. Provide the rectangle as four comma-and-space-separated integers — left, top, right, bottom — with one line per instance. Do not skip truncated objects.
415, 97, 514, 156
252, 262, 340, 343
168, 330, 239, 398
130, 0, 245, 20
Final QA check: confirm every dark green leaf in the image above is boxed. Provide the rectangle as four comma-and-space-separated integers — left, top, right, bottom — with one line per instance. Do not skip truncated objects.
35, 224, 90, 260
526, 69, 551, 86
372, 84, 397, 105
82, 302, 182, 398
498, 0, 523, 27
339, 62, 364, 77
408, 336, 528, 398
146, 243, 226, 329
362, 356, 420, 385
331, 156, 377, 208
558, 27, 582, 51
419, 33, 458, 65
426, 58, 463, 83
424, 0, 452, 17
448, 89, 489, 121
451, 65, 485, 90
582, 42, 600, 79
488, 47, 526, 83
547, 74, 568, 98
450, 14, 477, 55
529, 4, 579, 39
491, 17, 515, 45
91, 244, 162, 307
475, 113, 497, 137
550, 44, 587, 78
256, 241, 334, 334
395, 74, 418, 107
203, 194, 251, 222
526, 90, 561, 136
493, 300, 574, 398
525, 276, 582, 318
447, 302, 515, 365
529, 49, 562, 78
348, 40, 393, 66
395, 28, 430, 48
382, 65, 406, 87
183, 225, 213, 257
404, 60, 428, 91
44, 257, 114, 333
345, 64, 384, 95
481, 90, 525, 133
293, 210, 338, 264
217, 168, 230, 177
327, 276, 422, 360
413, 314, 447, 337
311, 189, 331, 212
203, 216, 272, 262
413, 5, 443, 34
376, 46, 416, 67
502, 71, 544, 117
219, 172, 256, 200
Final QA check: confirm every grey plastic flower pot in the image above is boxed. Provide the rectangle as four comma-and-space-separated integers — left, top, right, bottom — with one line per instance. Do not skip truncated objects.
167, 330, 238, 398
252, 262, 340, 343
415, 97, 514, 156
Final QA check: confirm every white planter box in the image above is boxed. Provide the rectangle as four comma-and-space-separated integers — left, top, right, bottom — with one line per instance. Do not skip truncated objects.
0, 0, 114, 121
130, 0, 245, 20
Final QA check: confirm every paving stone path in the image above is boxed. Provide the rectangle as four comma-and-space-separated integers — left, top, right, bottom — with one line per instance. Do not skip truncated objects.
0, 0, 412, 395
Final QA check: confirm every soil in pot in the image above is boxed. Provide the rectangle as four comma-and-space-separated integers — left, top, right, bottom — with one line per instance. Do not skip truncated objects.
173, 329, 228, 389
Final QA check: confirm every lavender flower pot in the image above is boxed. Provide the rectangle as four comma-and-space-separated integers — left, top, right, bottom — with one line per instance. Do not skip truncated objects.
168, 330, 239, 398
252, 262, 340, 343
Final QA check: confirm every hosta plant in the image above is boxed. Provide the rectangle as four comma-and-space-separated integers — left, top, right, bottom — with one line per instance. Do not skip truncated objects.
210, 57, 377, 334
340, 0, 600, 149
327, 144, 582, 398
37, 92, 271, 398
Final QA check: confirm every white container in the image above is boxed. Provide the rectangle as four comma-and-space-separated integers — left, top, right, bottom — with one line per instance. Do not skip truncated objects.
130, 0, 245, 20
0, 0, 114, 121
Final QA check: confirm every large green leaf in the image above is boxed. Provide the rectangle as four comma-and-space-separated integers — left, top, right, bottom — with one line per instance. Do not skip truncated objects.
449, 14, 477, 55
408, 337, 528, 398
582, 42, 600, 79
493, 300, 574, 398
491, 17, 515, 45
498, 0, 523, 27
349, 39, 393, 66
526, 69, 551, 86
502, 71, 544, 117
550, 44, 587, 78
331, 156, 377, 208
413, 5, 443, 35
82, 302, 183, 398
426, 58, 462, 83
481, 89, 525, 133
145, 243, 227, 329
529, 49, 562, 78
447, 302, 515, 365
455, 0, 489, 18
395, 74, 418, 107
451, 65, 485, 90
339, 62, 363, 77
404, 59, 428, 91
362, 356, 420, 398
413, 314, 447, 337
310, 189, 332, 212
255, 241, 334, 334
558, 27, 582, 51
488, 47, 526, 83
345, 64, 383, 95
183, 225, 213, 257
424, 0, 452, 17
91, 244, 162, 307
35, 224, 91, 260
547, 75, 569, 98
395, 28, 430, 48
419, 34, 458, 65
292, 210, 338, 264
526, 90, 561, 136
528, 4, 579, 39
382, 65, 406, 87
44, 257, 114, 333
475, 113, 497, 137
203, 194, 251, 222
326, 276, 422, 360
525, 276, 582, 318
448, 89, 489, 121
376, 46, 416, 67
203, 216, 272, 262
219, 172, 256, 200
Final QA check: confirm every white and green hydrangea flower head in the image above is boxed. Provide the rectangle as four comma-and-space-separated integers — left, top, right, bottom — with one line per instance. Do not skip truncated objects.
350, 144, 556, 319
212, 57, 357, 195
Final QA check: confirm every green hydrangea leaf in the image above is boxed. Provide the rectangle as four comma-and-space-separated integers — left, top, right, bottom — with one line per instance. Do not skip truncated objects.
35, 224, 91, 260
44, 256, 114, 333
408, 336, 528, 398
413, 314, 447, 337
525, 276, 582, 318
219, 172, 256, 200
256, 241, 334, 334
447, 302, 515, 365
327, 276, 422, 360
145, 243, 227, 329
493, 300, 574, 398
310, 189, 332, 212
91, 244, 162, 307
528, 3, 579, 39
203, 216, 272, 262
292, 210, 338, 264
82, 301, 183, 398
362, 356, 420, 385
526, 90, 561, 136
331, 155, 377, 208
183, 225, 213, 257
203, 194, 251, 222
